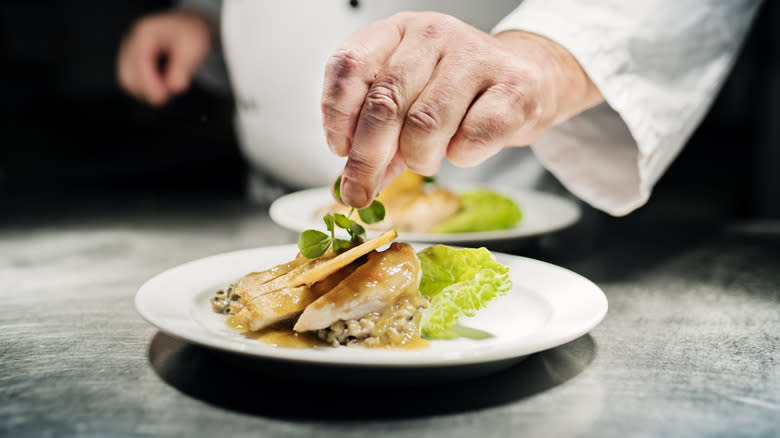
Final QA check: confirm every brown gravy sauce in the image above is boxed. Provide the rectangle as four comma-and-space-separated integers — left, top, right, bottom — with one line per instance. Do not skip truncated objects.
227, 317, 325, 348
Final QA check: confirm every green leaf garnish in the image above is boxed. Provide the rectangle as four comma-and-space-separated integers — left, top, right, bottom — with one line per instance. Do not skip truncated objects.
332, 238, 353, 253
298, 176, 386, 258
357, 200, 386, 224
333, 213, 352, 230
333, 175, 343, 202
297, 230, 332, 259
323, 214, 334, 233
349, 221, 365, 239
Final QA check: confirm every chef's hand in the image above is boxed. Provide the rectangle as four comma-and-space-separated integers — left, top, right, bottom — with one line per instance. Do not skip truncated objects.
117, 11, 213, 106
322, 12, 603, 208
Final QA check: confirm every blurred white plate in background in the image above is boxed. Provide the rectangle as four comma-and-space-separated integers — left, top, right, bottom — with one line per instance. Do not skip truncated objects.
269, 186, 581, 243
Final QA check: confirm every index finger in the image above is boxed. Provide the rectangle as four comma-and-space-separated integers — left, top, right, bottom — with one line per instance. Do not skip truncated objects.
321, 19, 402, 158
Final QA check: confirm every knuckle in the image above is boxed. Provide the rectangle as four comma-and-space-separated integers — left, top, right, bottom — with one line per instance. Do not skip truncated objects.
490, 69, 543, 126
419, 11, 459, 27
412, 12, 461, 41
344, 153, 382, 180
320, 99, 351, 125
460, 118, 506, 147
321, 90, 352, 119
498, 92, 538, 131
389, 11, 461, 40
404, 104, 441, 136
495, 74, 531, 103
322, 49, 367, 131
363, 79, 405, 122
497, 69, 541, 109
420, 17, 450, 40
325, 48, 366, 80
321, 112, 356, 140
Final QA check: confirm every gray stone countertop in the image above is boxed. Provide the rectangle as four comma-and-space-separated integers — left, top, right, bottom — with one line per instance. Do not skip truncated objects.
0, 195, 777, 438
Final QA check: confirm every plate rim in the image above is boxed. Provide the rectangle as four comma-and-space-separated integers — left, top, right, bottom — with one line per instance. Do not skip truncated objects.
269, 185, 582, 243
135, 244, 607, 368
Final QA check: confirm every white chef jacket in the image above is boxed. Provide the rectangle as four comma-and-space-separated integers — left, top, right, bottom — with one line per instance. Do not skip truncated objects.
183, 0, 761, 215
493, 0, 762, 215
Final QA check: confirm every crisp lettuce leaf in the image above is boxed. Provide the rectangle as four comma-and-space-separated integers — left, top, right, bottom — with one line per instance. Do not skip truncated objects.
417, 245, 512, 337
431, 189, 522, 234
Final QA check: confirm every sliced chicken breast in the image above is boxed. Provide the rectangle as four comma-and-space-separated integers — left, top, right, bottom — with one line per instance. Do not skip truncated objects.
294, 242, 421, 332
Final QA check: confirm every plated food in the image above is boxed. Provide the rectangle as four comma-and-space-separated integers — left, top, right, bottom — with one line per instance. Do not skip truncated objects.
136, 240, 607, 379
210, 229, 513, 349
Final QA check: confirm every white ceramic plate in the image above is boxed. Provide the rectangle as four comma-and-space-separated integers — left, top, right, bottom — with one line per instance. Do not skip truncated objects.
136, 244, 607, 371
269, 186, 581, 243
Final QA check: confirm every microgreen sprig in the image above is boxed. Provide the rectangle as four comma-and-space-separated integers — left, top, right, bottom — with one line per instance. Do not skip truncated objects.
297, 176, 386, 259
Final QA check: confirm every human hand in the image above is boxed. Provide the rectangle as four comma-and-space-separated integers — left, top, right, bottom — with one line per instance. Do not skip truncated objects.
322, 12, 603, 208
117, 11, 213, 106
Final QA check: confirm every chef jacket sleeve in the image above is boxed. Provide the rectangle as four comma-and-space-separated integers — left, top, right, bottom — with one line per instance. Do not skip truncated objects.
493, 0, 763, 215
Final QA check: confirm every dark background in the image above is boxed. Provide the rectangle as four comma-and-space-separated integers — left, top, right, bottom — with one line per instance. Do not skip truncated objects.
0, 0, 778, 220
0, 0, 243, 202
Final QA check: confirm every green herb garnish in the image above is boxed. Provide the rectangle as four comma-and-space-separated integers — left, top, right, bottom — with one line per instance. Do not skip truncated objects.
357, 200, 385, 224
297, 176, 386, 259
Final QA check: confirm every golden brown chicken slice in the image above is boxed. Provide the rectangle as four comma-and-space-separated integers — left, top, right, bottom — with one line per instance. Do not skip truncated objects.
294, 242, 421, 333
231, 261, 362, 331
232, 256, 309, 296
234, 230, 397, 301
232, 285, 313, 331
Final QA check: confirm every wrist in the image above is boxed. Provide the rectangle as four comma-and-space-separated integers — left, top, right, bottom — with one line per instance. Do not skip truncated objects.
494, 30, 603, 126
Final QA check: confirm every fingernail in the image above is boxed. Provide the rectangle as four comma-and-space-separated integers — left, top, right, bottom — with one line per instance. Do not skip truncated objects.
342, 177, 369, 208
